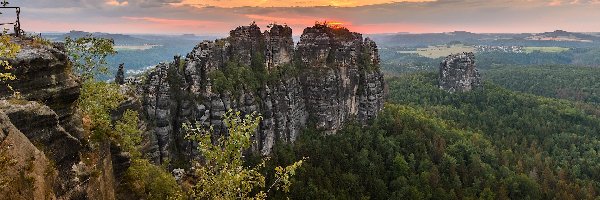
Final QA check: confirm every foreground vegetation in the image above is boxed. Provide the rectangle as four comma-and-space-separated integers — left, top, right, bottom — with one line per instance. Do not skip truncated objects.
66, 35, 185, 199
185, 111, 303, 199
267, 72, 600, 199
0, 33, 21, 96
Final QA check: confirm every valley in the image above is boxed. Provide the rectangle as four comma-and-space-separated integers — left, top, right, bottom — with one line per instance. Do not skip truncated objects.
6, 26, 595, 200
3, 1, 600, 199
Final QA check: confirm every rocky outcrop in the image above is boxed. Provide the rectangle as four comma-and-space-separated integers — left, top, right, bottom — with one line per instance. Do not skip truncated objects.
0, 98, 120, 199
115, 63, 125, 85
0, 38, 125, 199
0, 100, 81, 187
142, 62, 177, 163
0, 40, 84, 140
297, 25, 385, 133
265, 25, 294, 70
438, 52, 482, 93
134, 23, 386, 164
0, 110, 58, 200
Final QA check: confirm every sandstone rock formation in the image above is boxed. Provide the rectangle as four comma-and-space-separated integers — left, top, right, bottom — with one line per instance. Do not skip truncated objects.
297, 24, 385, 133
133, 23, 386, 165
0, 110, 58, 200
438, 52, 482, 93
115, 63, 125, 85
0, 40, 84, 140
0, 38, 126, 199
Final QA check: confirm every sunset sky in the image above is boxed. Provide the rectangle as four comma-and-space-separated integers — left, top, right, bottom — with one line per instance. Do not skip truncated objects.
4, 0, 600, 35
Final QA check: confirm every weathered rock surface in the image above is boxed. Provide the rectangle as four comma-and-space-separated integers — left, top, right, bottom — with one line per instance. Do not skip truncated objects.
0, 110, 58, 200
297, 25, 386, 133
438, 52, 482, 93
0, 100, 80, 183
133, 23, 386, 164
0, 40, 84, 140
0, 99, 121, 199
0, 39, 126, 199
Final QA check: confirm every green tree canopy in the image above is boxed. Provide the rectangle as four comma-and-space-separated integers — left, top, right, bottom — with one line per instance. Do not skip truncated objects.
184, 110, 303, 199
65, 34, 116, 81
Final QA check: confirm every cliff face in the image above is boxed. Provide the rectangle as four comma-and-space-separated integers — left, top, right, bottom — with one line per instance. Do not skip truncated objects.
0, 41, 84, 139
438, 52, 482, 93
136, 23, 385, 164
0, 109, 58, 199
0, 39, 122, 199
297, 25, 385, 133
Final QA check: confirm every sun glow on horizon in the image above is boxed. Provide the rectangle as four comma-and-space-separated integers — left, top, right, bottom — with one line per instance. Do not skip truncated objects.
324, 21, 345, 29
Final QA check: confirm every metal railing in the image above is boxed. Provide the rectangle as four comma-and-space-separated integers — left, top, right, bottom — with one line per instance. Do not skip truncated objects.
0, 1, 22, 36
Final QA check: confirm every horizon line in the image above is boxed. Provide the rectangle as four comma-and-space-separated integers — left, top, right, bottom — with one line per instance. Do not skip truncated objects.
33, 29, 600, 37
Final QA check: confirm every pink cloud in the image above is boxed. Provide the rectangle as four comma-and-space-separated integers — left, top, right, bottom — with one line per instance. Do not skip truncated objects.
121, 16, 233, 34
549, 0, 562, 6
123, 16, 225, 27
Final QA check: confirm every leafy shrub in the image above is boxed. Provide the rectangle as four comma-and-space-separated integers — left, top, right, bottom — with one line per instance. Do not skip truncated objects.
184, 110, 303, 199
78, 81, 125, 141
123, 158, 184, 200
65, 34, 116, 80
114, 110, 142, 157
0, 33, 21, 96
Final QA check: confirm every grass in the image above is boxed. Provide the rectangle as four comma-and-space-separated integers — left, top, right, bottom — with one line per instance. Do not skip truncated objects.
523, 46, 569, 53
397, 44, 476, 58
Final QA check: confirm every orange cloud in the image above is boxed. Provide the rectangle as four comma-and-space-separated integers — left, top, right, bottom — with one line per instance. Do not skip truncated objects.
106, 0, 129, 6
243, 14, 357, 34
244, 14, 329, 26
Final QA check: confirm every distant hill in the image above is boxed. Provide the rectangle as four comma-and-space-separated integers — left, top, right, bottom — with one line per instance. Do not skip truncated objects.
370, 30, 600, 48
131, 34, 219, 43
44, 30, 151, 46
43, 31, 219, 46
40, 31, 219, 80
369, 31, 523, 47
526, 30, 599, 43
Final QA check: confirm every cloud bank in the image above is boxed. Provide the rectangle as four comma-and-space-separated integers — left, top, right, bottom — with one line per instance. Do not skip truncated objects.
8, 0, 600, 34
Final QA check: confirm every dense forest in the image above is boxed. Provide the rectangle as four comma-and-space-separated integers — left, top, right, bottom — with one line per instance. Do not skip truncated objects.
380, 47, 600, 74
265, 72, 600, 199
485, 65, 600, 104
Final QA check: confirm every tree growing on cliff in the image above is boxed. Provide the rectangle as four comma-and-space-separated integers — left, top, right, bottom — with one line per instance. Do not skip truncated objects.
65, 34, 116, 80
64, 34, 131, 143
66, 34, 185, 199
79, 80, 125, 140
184, 110, 304, 199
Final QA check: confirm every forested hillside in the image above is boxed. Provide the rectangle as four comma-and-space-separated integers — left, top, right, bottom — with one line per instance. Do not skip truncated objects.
267, 72, 600, 199
380, 46, 600, 74
486, 65, 600, 104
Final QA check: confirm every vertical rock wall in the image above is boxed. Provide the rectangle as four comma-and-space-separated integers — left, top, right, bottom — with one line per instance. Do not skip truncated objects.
297, 24, 385, 133
136, 23, 386, 164
438, 52, 482, 93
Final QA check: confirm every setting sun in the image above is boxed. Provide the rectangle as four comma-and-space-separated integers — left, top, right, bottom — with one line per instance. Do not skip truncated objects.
325, 21, 345, 29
